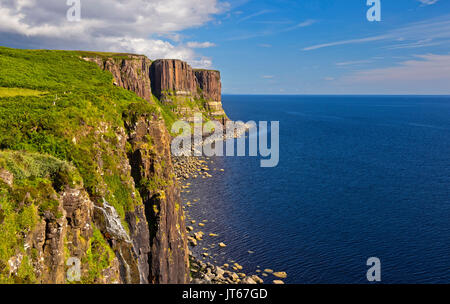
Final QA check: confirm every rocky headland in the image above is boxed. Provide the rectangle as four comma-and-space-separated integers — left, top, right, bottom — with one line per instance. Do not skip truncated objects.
85, 51, 283, 284
0, 47, 284, 284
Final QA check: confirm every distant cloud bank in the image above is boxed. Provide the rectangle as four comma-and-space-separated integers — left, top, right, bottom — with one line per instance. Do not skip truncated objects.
0, 0, 227, 68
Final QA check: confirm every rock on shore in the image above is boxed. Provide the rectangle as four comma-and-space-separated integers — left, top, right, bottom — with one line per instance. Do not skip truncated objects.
190, 255, 264, 285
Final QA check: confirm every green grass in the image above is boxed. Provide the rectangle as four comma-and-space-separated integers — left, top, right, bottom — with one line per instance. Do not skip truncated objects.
0, 150, 80, 270
0, 151, 55, 283
152, 95, 178, 131
0, 46, 154, 193
0, 87, 46, 97
81, 227, 116, 283
0, 150, 82, 187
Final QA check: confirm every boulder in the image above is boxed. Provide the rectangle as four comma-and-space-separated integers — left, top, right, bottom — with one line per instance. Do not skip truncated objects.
229, 272, 239, 281
241, 277, 257, 284
273, 271, 287, 279
251, 275, 264, 284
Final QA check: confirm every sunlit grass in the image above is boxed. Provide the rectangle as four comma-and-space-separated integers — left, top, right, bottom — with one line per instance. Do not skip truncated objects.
0, 87, 46, 97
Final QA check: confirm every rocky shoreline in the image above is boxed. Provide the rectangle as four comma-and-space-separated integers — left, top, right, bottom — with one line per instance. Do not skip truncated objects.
189, 255, 264, 284
173, 122, 251, 158
173, 154, 287, 285
172, 122, 287, 284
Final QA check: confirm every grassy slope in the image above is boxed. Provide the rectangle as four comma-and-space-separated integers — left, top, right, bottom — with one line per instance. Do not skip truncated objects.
0, 151, 81, 283
0, 46, 162, 283
0, 87, 46, 97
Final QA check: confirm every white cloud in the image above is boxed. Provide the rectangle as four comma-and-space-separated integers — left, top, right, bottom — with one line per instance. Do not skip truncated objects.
336, 60, 373, 66
237, 9, 272, 23
0, 0, 227, 68
384, 38, 446, 50
186, 41, 216, 48
280, 19, 317, 33
303, 35, 388, 51
302, 15, 450, 51
262, 75, 274, 79
418, 0, 439, 5
226, 18, 316, 41
295, 19, 317, 28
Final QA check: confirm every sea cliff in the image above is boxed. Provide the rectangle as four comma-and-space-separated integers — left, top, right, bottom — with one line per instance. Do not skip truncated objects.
0, 47, 227, 284
84, 55, 227, 124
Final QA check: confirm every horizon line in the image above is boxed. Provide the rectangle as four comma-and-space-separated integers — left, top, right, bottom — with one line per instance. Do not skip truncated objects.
221, 93, 450, 97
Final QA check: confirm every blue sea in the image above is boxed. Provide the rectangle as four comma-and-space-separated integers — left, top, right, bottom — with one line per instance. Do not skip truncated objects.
183, 95, 450, 284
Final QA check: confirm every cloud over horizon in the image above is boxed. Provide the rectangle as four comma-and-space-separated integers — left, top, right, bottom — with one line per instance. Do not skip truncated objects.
0, 0, 227, 68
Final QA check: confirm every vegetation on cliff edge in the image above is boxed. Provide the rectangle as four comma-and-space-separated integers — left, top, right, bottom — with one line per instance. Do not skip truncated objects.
0, 46, 166, 283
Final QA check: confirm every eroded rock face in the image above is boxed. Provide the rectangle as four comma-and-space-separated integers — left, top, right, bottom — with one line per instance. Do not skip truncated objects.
150, 59, 227, 121
41, 209, 67, 284
194, 69, 226, 119
85, 54, 227, 122
62, 188, 94, 259
93, 199, 141, 284
125, 116, 190, 284
125, 204, 151, 284
90, 124, 148, 284
21, 185, 121, 284
84, 55, 152, 102
150, 59, 197, 101
194, 69, 221, 103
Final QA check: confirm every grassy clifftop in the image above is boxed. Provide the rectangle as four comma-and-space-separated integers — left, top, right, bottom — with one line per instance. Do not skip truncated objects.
0, 47, 157, 192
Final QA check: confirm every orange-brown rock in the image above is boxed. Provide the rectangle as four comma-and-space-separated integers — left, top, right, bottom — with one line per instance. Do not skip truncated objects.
194, 69, 221, 103
125, 116, 190, 283
150, 59, 197, 102
150, 59, 227, 120
84, 55, 153, 102
195, 69, 226, 119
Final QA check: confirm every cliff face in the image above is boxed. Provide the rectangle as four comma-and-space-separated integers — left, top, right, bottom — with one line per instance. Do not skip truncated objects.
86, 55, 231, 283
125, 117, 189, 283
87, 55, 213, 282
194, 70, 221, 103
0, 151, 122, 284
87, 111, 190, 284
150, 59, 197, 101
82, 53, 217, 284
194, 69, 225, 117
0, 116, 188, 285
0, 48, 196, 284
0, 47, 228, 284
84, 55, 153, 102
150, 59, 227, 122
86, 55, 227, 122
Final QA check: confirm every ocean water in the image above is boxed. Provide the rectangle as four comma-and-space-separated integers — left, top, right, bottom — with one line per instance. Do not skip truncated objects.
183, 95, 450, 284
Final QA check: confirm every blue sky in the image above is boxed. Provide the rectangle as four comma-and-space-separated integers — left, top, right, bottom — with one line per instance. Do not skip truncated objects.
0, 0, 449, 94
183, 0, 450, 94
